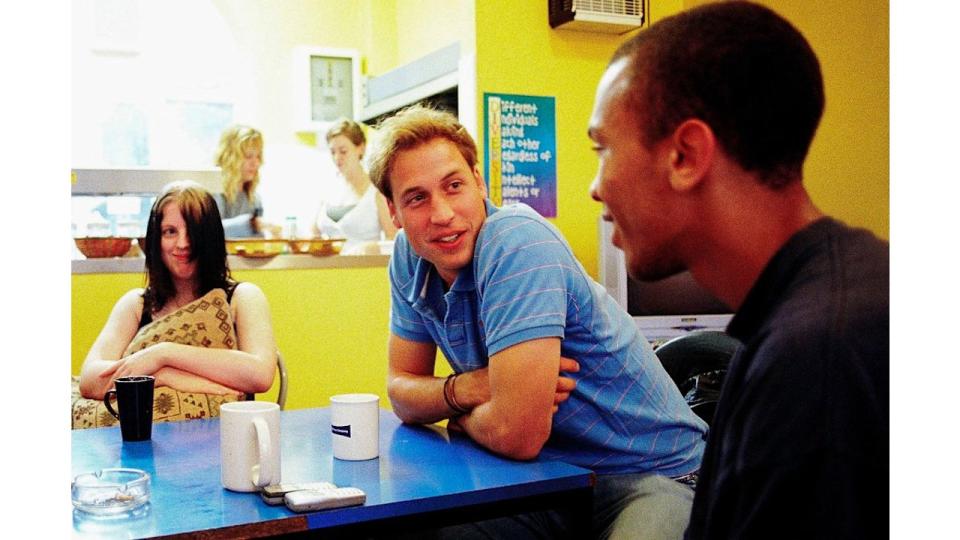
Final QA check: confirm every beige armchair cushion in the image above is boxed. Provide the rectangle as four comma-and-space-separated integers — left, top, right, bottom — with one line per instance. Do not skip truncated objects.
71, 288, 244, 430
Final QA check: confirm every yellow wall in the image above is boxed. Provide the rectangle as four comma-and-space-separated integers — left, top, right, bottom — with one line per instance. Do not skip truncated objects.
682, 0, 889, 239
474, 1, 684, 278
748, 0, 889, 239
72, 273, 144, 374
360, 0, 398, 76
359, 0, 475, 76
475, 0, 888, 280
395, 0, 475, 64
72, 266, 395, 410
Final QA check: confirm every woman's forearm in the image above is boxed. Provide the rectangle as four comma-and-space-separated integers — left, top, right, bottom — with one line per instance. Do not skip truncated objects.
153, 367, 243, 395
79, 359, 124, 399
157, 343, 276, 394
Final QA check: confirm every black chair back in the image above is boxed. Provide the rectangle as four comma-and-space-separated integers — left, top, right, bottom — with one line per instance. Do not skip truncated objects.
654, 331, 741, 426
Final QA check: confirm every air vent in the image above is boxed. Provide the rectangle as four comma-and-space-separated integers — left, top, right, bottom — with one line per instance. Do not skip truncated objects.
548, 0, 645, 34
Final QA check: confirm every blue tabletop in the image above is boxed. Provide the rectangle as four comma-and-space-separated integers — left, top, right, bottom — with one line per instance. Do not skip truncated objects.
72, 407, 594, 538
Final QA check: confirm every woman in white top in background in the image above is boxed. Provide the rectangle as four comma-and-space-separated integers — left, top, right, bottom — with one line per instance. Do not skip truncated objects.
314, 119, 396, 253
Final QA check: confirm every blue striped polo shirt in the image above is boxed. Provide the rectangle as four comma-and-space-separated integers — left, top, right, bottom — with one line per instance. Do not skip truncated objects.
388, 201, 706, 476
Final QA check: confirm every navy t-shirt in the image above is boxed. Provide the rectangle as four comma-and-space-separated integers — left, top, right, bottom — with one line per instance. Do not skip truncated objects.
686, 218, 889, 539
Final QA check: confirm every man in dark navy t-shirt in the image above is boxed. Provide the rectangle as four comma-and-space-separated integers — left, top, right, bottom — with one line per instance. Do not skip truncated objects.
587, 2, 888, 538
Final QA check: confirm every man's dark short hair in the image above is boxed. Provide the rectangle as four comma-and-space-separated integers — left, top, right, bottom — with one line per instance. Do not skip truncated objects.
612, 1, 824, 187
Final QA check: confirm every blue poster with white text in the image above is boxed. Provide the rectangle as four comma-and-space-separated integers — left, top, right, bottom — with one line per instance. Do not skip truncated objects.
483, 93, 557, 218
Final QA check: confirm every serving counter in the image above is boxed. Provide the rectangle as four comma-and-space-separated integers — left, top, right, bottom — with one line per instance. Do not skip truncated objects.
72, 253, 389, 274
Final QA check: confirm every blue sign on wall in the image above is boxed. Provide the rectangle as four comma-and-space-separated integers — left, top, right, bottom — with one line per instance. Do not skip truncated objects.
483, 93, 557, 218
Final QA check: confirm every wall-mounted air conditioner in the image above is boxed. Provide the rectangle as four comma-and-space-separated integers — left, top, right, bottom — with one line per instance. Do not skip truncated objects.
548, 0, 645, 34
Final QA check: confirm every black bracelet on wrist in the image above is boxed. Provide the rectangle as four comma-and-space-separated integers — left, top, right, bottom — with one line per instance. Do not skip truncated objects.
442, 373, 456, 411
449, 373, 468, 413
443, 373, 469, 415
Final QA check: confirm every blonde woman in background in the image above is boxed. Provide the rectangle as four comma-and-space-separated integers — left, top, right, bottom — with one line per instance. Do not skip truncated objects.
214, 125, 281, 238
314, 119, 396, 253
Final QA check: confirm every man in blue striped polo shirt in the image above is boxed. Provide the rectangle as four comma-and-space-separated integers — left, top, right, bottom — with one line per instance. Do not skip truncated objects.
368, 105, 707, 539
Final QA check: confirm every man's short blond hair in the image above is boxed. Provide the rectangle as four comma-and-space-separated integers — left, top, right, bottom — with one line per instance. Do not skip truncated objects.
368, 105, 477, 200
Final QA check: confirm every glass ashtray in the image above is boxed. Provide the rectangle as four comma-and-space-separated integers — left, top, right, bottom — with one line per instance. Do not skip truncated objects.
72, 468, 151, 516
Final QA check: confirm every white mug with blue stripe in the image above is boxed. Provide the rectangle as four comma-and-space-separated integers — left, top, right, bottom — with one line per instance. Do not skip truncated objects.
330, 394, 380, 460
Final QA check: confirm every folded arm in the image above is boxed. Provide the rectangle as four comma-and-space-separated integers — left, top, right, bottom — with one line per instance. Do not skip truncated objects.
386, 334, 457, 424
455, 338, 561, 460
79, 284, 277, 399
387, 333, 572, 460
80, 289, 146, 399
152, 367, 241, 395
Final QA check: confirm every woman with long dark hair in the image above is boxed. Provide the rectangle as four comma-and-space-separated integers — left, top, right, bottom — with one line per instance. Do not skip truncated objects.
79, 181, 277, 399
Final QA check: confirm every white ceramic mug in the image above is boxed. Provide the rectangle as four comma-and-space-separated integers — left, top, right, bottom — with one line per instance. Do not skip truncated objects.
330, 394, 380, 461
220, 401, 281, 492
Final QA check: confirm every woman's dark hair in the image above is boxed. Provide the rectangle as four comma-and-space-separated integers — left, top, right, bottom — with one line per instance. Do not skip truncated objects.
612, 1, 825, 188
142, 180, 232, 313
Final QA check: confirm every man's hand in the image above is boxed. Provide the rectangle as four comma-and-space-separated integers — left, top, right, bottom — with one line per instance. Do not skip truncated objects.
455, 338, 564, 460
445, 356, 577, 436
453, 356, 579, 413
446, 415, 466, 433
553, 356, 580, 412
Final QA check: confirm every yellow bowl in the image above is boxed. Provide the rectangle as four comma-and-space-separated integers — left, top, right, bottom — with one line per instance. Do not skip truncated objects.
287, 238, 345, 257
225, 238, 289, 258
75, 237, 135, 258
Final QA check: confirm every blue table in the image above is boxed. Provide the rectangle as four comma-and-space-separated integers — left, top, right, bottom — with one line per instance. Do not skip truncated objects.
72, 407, 595, 538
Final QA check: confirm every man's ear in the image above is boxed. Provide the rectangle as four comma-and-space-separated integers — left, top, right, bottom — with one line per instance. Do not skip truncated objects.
473, 165, 487, 199
667, 119, 716, 193
387, 198, 402, 229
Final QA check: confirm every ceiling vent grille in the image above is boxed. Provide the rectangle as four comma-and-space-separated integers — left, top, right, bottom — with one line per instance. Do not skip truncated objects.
548, 0, 645, 34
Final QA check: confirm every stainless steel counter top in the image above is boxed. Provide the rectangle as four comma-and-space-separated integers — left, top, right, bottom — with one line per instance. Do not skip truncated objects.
72, 254, 389, 274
